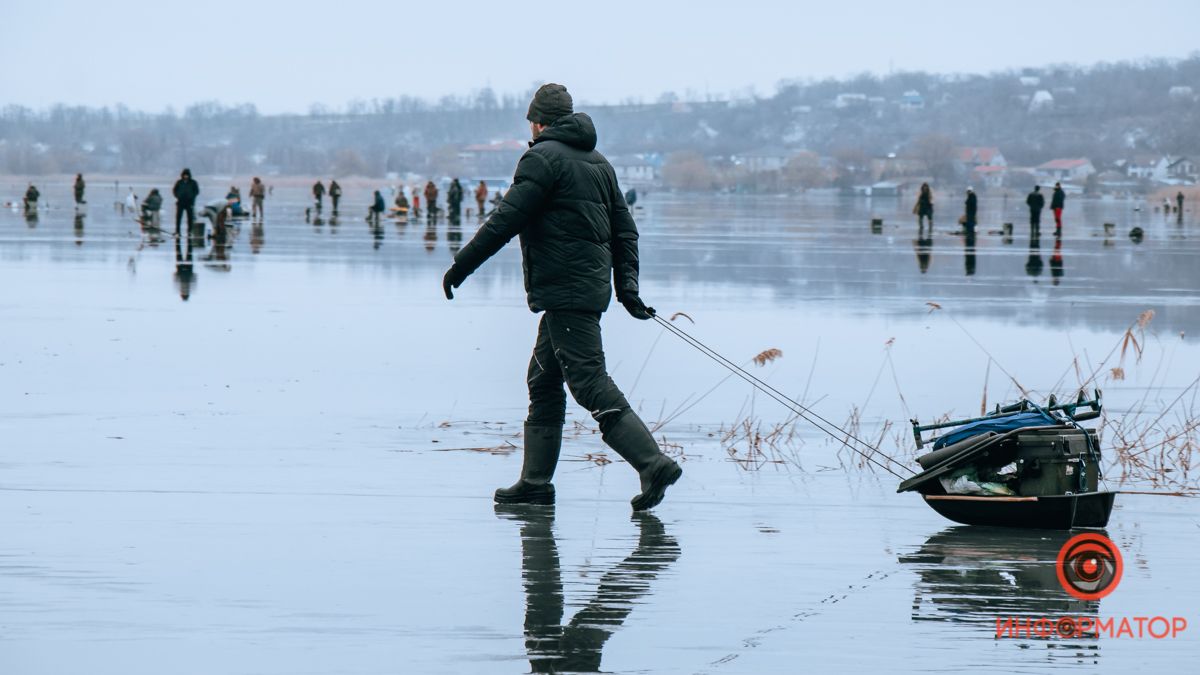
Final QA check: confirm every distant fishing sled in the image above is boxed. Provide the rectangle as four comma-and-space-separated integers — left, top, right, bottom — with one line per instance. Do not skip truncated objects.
900, 391, 1115, 529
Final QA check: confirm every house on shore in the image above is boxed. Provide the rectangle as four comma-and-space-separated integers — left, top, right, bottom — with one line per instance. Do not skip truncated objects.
1036, 158, 1095, 183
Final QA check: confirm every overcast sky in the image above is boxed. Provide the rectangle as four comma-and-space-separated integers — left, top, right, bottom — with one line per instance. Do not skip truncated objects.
3, 0, 1197, 114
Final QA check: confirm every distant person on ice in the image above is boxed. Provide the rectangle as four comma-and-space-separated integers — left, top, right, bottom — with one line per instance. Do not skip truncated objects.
447, 178, 464, 218
1177, 191, 1185, 221
424, 181, 439, 220
23, 183, 40, 211
1026, 185, 1045, 230
915, 182, 933, 229
330, 180, 343, 214
964, 187, 977, 228
393, 189, 410, 214
442, 83, 682, 512
368, 190, 385, 223
474, 180, 488, 216
312, 180, 326, 211
74, 174, 86, 205
172, 168, 199, 235
142, 188, 163, 225
250, 177, 265, 220
1050, 182, 1065, 232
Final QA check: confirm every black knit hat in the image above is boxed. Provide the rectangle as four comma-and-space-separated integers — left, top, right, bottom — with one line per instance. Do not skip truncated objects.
527, 83, 573, 125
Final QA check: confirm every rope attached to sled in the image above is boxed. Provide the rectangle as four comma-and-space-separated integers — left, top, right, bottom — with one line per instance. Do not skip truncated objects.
652, 315, 914, 480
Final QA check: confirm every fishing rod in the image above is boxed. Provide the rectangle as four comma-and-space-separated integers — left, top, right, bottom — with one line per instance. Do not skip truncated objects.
651, 315, 914, 480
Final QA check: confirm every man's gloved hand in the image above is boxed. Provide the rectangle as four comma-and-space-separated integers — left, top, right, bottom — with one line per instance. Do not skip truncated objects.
618, 293, 656, 320
443, 266, 467, 300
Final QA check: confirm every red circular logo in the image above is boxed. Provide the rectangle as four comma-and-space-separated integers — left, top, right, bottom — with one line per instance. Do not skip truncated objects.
1056, 533, 1123, 600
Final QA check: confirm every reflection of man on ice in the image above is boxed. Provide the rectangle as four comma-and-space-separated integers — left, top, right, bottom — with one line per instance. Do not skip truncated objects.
443, 84, 682, 511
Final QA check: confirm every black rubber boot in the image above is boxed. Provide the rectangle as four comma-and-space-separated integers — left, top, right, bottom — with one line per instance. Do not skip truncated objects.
602, 412, 683, 511
495, 424, 562, 505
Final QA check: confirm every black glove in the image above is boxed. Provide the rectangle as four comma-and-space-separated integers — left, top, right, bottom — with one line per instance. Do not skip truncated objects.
619, 294, 656, 320
443, 266, 467, 299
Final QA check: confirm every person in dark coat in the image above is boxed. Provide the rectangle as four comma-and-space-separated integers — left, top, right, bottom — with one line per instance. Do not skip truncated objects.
964, 187, 977, 228
1026, 185, 1045, 230
312, 181, 326, 211
442, 83, 682, 512
915, 183, 933, 229
172, 168, 200, 235
368, 190, 385, 223
23, 183, 40, 211
74, 174, 86, 205
1050, 182, 1065, 231
1177, 191, 1185, 222
329, 180, 342, 213
447, 178, 464, 218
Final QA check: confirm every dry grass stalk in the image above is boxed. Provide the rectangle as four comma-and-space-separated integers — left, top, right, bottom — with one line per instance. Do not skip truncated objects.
753, 348, 783, 367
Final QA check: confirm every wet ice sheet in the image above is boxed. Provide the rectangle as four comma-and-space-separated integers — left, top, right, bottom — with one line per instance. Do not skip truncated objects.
1, 185, 1198, 673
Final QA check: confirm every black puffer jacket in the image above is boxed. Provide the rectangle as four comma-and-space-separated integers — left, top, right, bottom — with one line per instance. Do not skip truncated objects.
173, 177, 199, 206
1050, 187, 1065, 210
452, 113, 639, 313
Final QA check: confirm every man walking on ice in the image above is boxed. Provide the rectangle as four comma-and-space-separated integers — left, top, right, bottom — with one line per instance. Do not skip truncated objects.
442, 83, 683, 511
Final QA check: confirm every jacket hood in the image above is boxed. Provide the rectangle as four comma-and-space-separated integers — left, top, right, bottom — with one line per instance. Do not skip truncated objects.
533, 112, 597, 152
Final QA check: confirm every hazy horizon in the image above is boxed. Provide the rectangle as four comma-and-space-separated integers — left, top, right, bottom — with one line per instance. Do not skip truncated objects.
3, 0, 1198, 115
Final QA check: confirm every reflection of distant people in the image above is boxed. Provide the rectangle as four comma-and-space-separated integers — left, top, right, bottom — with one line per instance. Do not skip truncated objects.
964, 187, 977, 228
23, 183, 40, 211
74, 212, 86, 247
423, 222, 437, 252
250, 177, 265, 220
250, 222, 264, 254
1025, 231, 1044, 278
964, 220, 977, 276
474, 180, 488, 215
312, 180, 326, 211
330, 180, 343, 213
500, 507, 680, 674
174, 237, 195, 301
915, 182, 933, 229
1050, 234, 1064, 286
1050, 182, 1065, 231
172, 168, 200, 235
914, 229, 933, 274
74, 173, 86, 205
1026, 185, 1044, 230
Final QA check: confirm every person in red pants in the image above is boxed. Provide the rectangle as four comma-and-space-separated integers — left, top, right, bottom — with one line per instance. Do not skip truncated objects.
1051, 182, 1066, 232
